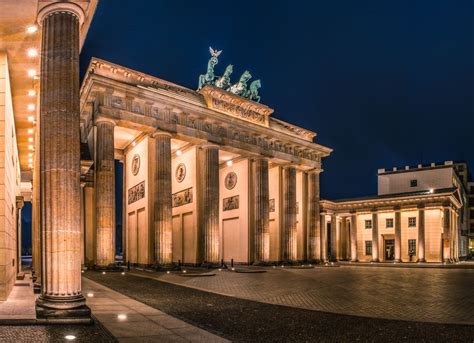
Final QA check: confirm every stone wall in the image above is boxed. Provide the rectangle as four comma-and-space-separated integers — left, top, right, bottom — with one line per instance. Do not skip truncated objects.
0, 53, 21, 300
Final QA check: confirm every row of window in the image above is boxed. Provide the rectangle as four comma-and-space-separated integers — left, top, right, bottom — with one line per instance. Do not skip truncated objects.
364, 217, 416, 229
365, 240, 417, 256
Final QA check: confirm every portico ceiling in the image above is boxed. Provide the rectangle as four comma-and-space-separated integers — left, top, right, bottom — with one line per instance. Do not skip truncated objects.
0, 0, 97, 181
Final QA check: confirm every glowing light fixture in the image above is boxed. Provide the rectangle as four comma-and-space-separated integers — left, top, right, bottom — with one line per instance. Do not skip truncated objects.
102, 271, 106, 275
28, 158, 33, 163
27, 69, 36, 77
28, 116, 35, 122
131, 141, 136, 147
121, 272, 125, 275
28, 128, 34, 134
429, 188, 434, 194
27, 104, 35, 111
117, 314, 127, 320
26, 25, 38, 34
87, 293, 94, 298
28, 90, 36, 97
28, 137, 33, 142
28, 145, 34, 150
176, 149, 182, 156
226, 160, 233, 167
28, 153, 33, 157
27, 48, 38, 57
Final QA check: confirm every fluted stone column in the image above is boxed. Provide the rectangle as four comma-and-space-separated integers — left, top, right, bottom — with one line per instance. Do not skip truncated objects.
307, 171, 321, 261
330, 215, 337, 261
95, 118, 116, 267
442, 206, 451, 262
394, 208, 401, 262
417, 205, 425, 262
253, 158, 270, 263
36, 2, 90, 322
350, 212, 358, 261
198, 145, 220, 264
281, 166, 297, 262
371, 210, 379, 262
320, 214, 328, 262
152, 133, 173, 265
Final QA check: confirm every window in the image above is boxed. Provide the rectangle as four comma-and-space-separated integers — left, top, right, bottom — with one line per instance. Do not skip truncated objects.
365, 241, 372, 256
410, 179, 418, 187
408, 239, 416, 255
408, 217, 417, 227
365, 220, 372, 229
386, 218, 394, 228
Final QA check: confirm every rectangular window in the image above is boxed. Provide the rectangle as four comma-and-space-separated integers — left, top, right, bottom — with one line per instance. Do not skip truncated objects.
365, 220, 372, 229
410, 179, 418, 187
408, 239, 416, 255
386, 218, 394, 228
365, 241, 372, 256
408, 217, 417, 227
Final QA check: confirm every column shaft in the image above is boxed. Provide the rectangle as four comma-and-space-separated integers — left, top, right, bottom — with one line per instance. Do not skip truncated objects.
198, 145, 220, 264
418, 207, 425, 262
320, 214, 328, 262
307, 172, 320, 261
371, 211, 379, 262
95, 120, 116, 267
253, 159, 270, 263
330, 215, 337, 261
281, 167, 297, 261
350, 213, 358, 261
394, 210, 401, 262
442, 207, 451, 262
36, 5, 90, 322
152, 134, 173, 264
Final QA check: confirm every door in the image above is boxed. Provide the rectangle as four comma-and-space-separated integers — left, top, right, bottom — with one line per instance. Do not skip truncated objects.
385, 239, 395, 261
269, 219, 278, 262
223, 217, 242, 262
137, 208, 147, 265
182, 212, 195, 264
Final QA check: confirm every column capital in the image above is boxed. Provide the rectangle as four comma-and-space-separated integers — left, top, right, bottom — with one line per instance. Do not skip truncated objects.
393, 205, 401, 212
200, 143, 220, 150
307, 168, 321, 175
37, 2, 86, 26
417, 203, 426, 209
150, 131, 172, 139
95, 117, 116, 126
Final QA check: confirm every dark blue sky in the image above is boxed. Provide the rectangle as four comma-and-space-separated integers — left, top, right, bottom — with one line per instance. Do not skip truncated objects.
80, 0, 473, 199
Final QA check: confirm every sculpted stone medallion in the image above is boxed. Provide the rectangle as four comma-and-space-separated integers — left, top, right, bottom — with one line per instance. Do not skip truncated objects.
131, 154, 140, 176
225, 172, 237, 190
175, 163, 186, 183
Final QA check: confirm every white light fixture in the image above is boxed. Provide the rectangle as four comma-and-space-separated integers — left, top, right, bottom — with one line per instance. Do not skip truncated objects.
28, 137, 33, 142
166, 271, 170, 274
27, 69, 36, 77
131, 141, 136, 147
429, 188, 434, 194
28, 145, 34, 150
28, 153, 33, 157
117, 314, 127, 320
28, 158, 33, 163
87, 293, 94, 298
27, 104, 35, 111
27, 48, 38, 57
226, 160, 233, 167
121, 272, 125, 275
26, 25, 38, 34
28, 116, 35, 122
28, 164, 33, 169
28, 90, 36, 97
176, 149, 182, 156
28, 128, 34, 134
102, 271, 106, 275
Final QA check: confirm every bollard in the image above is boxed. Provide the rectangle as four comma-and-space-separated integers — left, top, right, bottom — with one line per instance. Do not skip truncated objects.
231, 258, 234, 268
127, 260, 130, 271
178, 259, 181, 267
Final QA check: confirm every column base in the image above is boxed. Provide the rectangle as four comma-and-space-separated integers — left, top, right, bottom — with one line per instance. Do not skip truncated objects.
350, 259, 358, 262
371, 258, 379, 263
394, 259, 402, 263
33, 282, 41, 294
417, 258, 426, 263
36, 295, 92, 324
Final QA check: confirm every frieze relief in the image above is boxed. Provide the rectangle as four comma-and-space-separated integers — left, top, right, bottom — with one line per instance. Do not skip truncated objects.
172, 187, 193, 208
269, 199, 275, 212
223, 195, 239, 211
128, 181, 145, 205
95, 93, 324, 166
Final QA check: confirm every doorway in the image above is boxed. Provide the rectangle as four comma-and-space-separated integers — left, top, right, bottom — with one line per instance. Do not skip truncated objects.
384, 239, 395, 261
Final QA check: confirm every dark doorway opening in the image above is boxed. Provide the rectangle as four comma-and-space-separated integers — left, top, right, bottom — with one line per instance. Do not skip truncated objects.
21, 202, 32, 270
385, 239, 395, 261
115, 160, 123, 262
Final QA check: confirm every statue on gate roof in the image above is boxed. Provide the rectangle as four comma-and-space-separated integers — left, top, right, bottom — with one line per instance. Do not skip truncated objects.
198, 47, 222, 90
214, 64, 233, 90
228, 70, 252, 97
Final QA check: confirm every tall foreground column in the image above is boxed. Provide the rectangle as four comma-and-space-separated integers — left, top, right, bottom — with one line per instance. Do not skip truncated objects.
394, 209, 401, 262
320, 214, 328, 262
330, 215, 337, 261
152, 133, 173, 265
307, 171, 321, 261
350, 213, 358, 261
417, 205, 426, 262
95, 119, 116, 267
281, 167, 297, 262
371, 210, 379, 262
198, 145, 220, 264
253, 158, 270, 263
36, 3, 90, 322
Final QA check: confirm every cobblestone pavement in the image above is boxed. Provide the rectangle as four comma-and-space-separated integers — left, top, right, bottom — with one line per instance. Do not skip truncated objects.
0, 321, 116, 342
85, 271, 474, 342
131, 265, 474, 325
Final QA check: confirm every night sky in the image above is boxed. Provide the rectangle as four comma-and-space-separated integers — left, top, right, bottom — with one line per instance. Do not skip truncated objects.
79, 0, 473, 200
